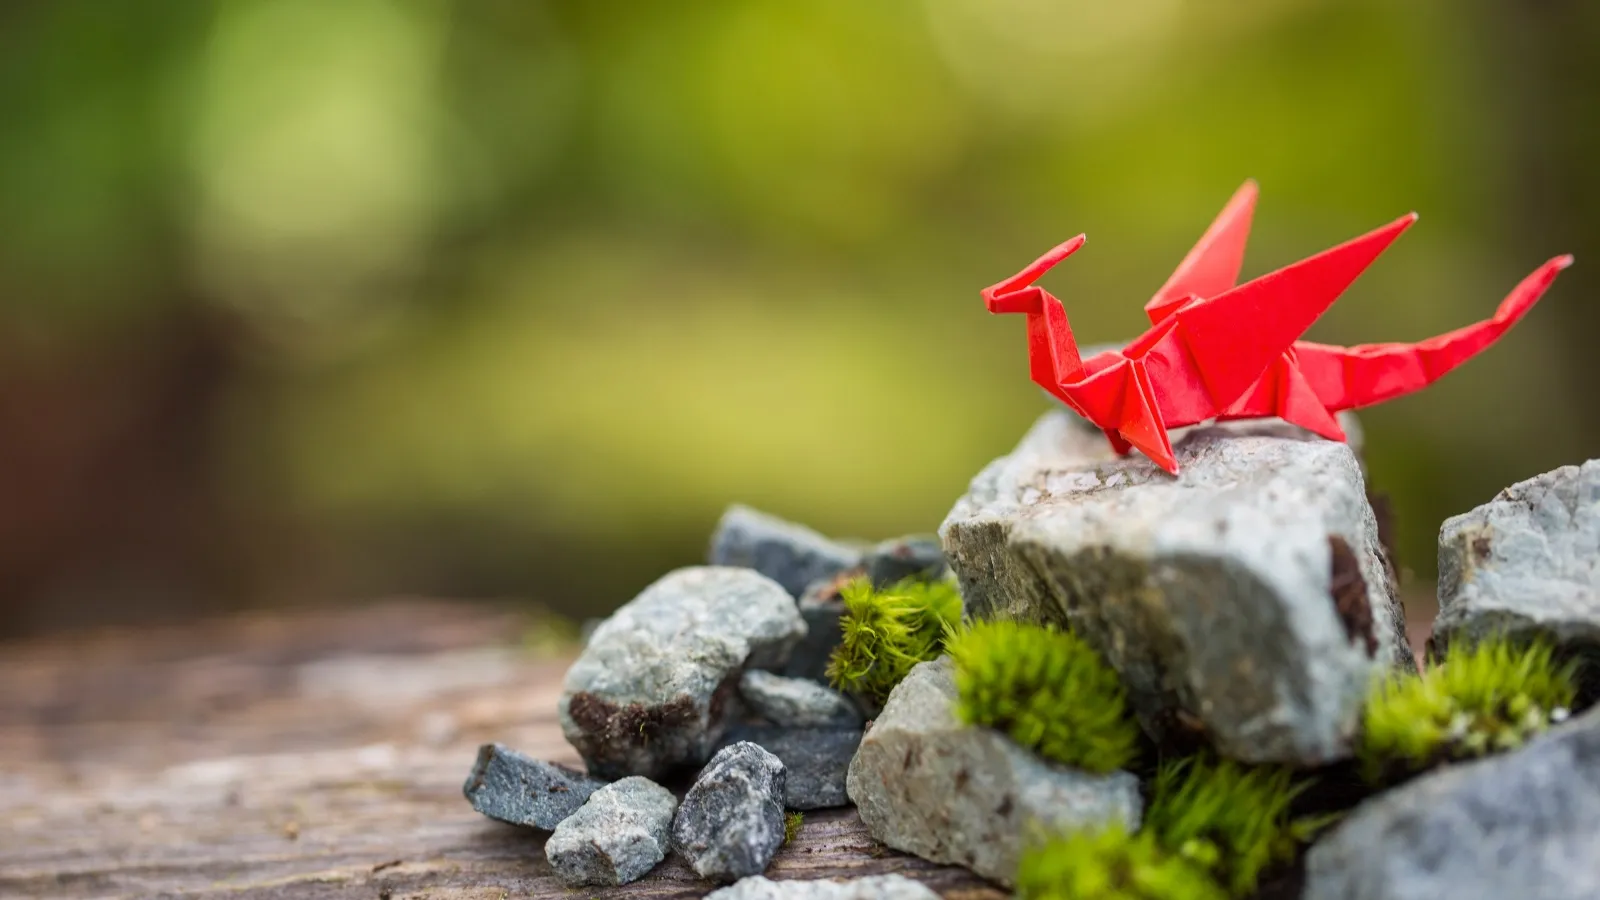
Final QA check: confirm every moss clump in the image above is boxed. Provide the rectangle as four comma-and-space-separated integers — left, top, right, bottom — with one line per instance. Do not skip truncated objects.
1359, 636, 1578, 781
945, 620, 1139, 774
1143, 757, 1327, 896
1015, 824, 1228, 900
825, 576, 962, 705
783, 810, 804, 844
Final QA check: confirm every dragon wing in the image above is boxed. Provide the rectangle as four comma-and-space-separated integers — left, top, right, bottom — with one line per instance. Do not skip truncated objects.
1146, 180, 1259, 323
1164, 212, 1417, 412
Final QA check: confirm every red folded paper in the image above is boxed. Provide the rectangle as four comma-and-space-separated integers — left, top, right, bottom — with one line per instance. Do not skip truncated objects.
982, 180, 1572, 474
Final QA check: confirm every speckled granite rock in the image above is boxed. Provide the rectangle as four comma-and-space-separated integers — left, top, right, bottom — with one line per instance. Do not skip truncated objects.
545, 776, 677, 886
559, 567, 806, 779
1305, 705, 1600, 900
709, 505, 863, 598
739, 670, 862, 728
461, 743, 607, 829
705, 874, 941, 899
940, 409, 1409, 765
846, 658, 1141, 886
672, 742, 788, 883
718, 725, 861, 810
1431, 461, 1600, 663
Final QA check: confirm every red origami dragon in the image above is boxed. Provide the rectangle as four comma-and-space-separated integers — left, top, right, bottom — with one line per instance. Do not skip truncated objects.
982, 180, 1572, 474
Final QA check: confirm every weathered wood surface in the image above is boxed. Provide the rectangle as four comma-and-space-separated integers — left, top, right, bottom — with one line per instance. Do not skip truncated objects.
0, 602, 1003, 900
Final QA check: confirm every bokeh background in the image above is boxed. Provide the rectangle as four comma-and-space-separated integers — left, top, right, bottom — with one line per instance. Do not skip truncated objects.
2, 0, 1596, 638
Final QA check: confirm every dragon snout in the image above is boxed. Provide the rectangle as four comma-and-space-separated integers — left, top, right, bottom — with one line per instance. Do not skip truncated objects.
983, 285, 1045, 315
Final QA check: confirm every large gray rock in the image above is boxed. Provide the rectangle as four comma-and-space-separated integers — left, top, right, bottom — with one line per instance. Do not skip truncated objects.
560, 567, 807, 779
719, 725, 861, 810
940, 409, 1411, 765
710, 505, 863, 598
846, 658, 1141, 885
1305, 705, 1600, 900
545, 776, 677, 886
672, 741, 789, 883
461, 743, 607, 829
739, 670, 863, 728
705, 874, 940, 900
1432, 461, 1600, 662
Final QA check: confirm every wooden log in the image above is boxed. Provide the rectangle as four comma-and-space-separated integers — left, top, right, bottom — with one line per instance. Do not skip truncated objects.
0, 601, 1002, 899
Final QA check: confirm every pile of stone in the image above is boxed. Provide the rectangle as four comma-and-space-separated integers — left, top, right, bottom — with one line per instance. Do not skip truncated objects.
463, 505, 944, 889
463, 398, 1600, 897
924, 410, 1600, 896
1305, 459, 1600, 900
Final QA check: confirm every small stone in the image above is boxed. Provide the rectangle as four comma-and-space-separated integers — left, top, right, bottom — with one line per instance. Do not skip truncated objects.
1304, 705, 1600, 900
781, 574, 856, 683
545, 776, 677, 887
846, 658, 1141, 885
710, 505, 863, 598
559, 567, 806, 780
863, 535, 947, 587
461, 743, 607, 830
672, 741, 788, 883
719, 726, 861, 810
705, 874, 941, 899
739, 670, 863, 729
1431, 460, 1600, 662
940, 409, 1411, 765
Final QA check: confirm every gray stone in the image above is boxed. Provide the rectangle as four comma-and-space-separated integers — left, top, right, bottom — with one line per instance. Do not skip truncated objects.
672, 741, 788, 883
719, 725, 861, 810
864, 535, 947, 587
461, 743, 607, 830
940, 409, 1411, 765
705, 874, 941, 900
545, 776, 677, 886
559, 567, 806, 780
739, 670, 863, 729
1304, 705, 1600, 900
846, 658, 1141, 886
710, 505, 863, 598
1432, 460, 1600, 662
781, 575, 854, 683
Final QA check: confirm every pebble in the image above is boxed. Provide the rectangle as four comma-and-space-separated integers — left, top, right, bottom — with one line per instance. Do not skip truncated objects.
672, 741, 788, 883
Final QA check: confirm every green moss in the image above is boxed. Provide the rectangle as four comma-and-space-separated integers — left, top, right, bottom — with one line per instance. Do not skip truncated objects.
945, 619, 1139, 774
783, 810, 804, 844
1359, 635, 1578, 781
1143, 757, 1327, 896
1015, 824, 1228, 900
825, 575, 962, 705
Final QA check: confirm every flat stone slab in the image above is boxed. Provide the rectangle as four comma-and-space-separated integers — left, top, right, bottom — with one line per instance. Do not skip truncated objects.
462, 742, 607, 830
940, 410, 1411, 765
739, 670, 863, 729
560, 567, 806, 780
1432, 460, 1600, 663
1305, 705, 1600, 900
709, 505, 864, 598
719, 726, 862, 810
846, 658, 1141, 886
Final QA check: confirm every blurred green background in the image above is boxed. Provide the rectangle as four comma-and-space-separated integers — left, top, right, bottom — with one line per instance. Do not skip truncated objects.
2, 0, 1596, 637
